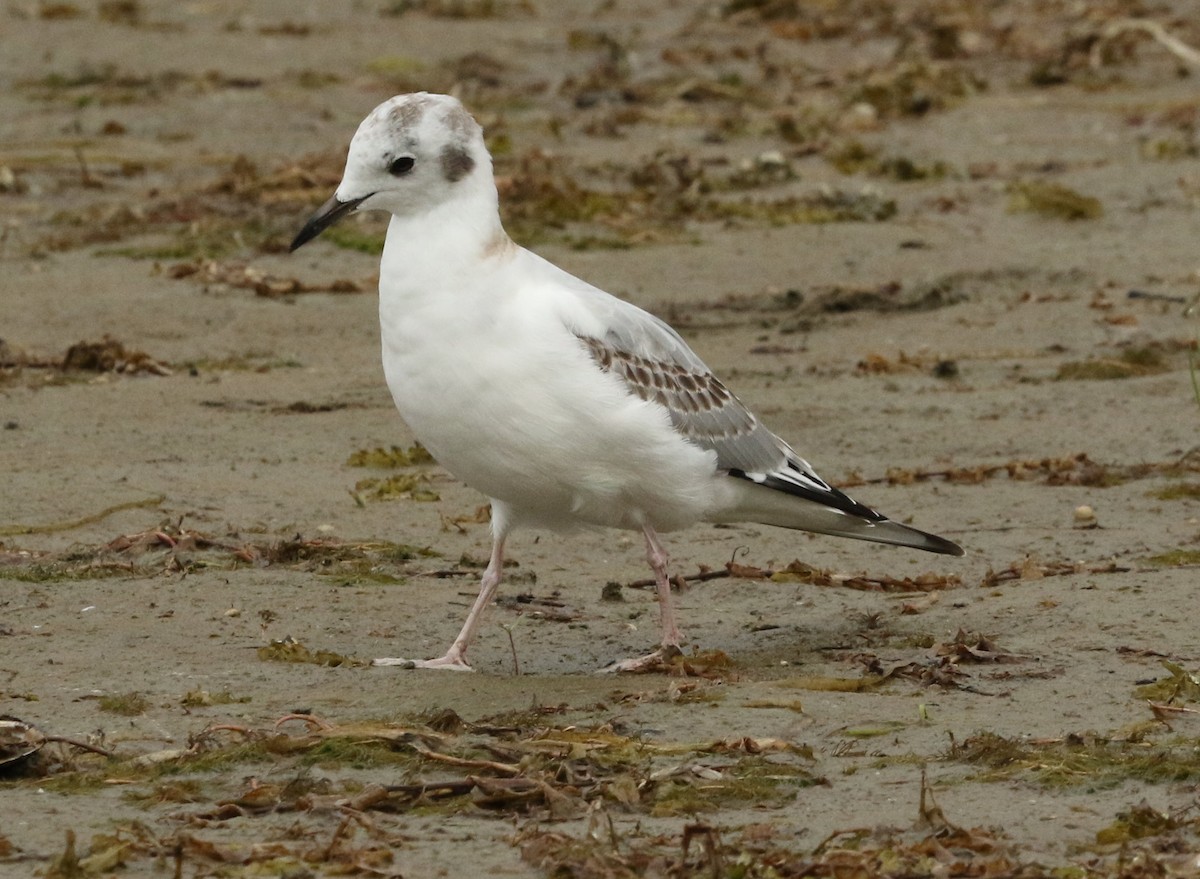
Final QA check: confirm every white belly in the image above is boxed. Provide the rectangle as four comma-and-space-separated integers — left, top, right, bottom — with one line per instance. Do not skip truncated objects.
378, 293, 724, 532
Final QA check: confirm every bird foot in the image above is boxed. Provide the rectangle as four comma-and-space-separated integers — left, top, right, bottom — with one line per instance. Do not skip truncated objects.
372, 654, 475, 671
600, 643, 683, 674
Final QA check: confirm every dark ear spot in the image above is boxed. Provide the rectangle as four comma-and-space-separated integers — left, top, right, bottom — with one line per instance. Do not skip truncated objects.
440, 144, 475, 182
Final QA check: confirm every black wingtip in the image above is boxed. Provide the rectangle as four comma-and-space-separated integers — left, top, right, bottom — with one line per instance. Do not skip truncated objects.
857, 518, 964, 556
729, 468, 885, 523
922, 532, 965, 557
728, 467, 964, 556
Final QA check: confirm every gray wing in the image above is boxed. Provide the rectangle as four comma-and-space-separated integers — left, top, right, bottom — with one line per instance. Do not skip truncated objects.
548, 268, 962, 555
571, 303, 786, 476
575, 320, 895, 521
549, 258, 876, 521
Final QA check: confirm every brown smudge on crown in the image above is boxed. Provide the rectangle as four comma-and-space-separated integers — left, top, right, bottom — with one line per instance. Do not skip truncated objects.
438, 102, 476, 139
385, 94, 432, 130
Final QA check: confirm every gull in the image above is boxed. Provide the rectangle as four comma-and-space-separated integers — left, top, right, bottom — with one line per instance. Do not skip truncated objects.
291, 92, 963, 672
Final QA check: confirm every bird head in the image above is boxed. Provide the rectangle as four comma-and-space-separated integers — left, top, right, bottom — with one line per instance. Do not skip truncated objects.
290, 92, 488, 251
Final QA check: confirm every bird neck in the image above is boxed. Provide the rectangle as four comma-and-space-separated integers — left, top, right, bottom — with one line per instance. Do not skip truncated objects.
380, 179, 507, 292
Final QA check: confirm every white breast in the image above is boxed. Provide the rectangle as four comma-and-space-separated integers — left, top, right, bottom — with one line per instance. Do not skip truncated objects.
377, 244, 728, 532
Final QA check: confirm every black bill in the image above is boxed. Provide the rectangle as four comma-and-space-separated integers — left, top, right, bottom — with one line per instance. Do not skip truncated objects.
290, 193, 369, 252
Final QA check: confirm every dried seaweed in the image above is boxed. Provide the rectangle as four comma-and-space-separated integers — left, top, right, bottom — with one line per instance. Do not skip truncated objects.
1057, 346, 1171, 380
0, 336, 170, 378
624, 557, 961, 595
982, 557, 1131, 587
519, 811, 1053, 879
1008, 180, 1103, 220
844, 452, 1200, 489
0, 526, 437, 582
167, 258, 370, 297
257, 638, 370, 668
346, 444, 435, 468
61, 336, 171, 375
352, 473, 441, 502
949, 731, 1200, 788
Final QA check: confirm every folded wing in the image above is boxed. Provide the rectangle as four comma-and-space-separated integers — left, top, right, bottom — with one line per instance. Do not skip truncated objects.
570, 291, 963, 557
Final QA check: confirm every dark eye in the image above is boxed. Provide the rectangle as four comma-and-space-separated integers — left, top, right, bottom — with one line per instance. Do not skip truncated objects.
388, 156, 415, 176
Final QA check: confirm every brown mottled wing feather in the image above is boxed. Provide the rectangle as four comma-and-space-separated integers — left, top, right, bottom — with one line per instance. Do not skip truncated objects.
577, 334, 785, 475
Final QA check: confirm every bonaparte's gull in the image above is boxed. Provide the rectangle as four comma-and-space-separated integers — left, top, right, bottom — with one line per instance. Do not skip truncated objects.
291, 92, 963, 672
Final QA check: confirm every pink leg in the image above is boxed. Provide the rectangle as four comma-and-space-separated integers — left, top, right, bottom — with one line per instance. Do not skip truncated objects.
643, 524, 682, 650
603, 524, 685, 673
374, 527, 507, 672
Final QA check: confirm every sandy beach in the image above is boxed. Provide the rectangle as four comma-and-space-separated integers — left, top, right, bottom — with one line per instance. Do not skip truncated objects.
3, 1, 1200, 875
